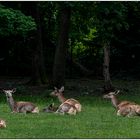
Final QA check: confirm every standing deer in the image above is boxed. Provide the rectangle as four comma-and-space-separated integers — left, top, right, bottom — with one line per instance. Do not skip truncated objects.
103, 90, 140, 117
50, 86, 82, 115
0, 119, 6, 128
3, 89, 39, 114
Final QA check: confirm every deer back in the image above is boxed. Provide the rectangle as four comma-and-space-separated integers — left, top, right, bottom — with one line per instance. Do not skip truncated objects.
16, 101, 39, 113
64, 98, 82, 112
117, 101, 136, 110
117, 104, 139, 117
57, 102, 77, 115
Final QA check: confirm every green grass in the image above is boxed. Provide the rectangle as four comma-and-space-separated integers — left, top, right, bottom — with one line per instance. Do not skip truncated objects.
0, 79, 140, 138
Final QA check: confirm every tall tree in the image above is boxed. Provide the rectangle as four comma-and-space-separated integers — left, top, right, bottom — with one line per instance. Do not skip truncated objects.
94, 2, 128, 92
103, 41, 112, 91
53, 3, 71, 87
29, 2, 47, 85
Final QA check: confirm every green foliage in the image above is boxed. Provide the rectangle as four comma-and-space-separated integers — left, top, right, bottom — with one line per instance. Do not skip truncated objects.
71, 28, 99, 59
39, 2, 58, 43
0, 2, 140, 78
70, 2, 95, 42
94, 2, 129, 43
69, 27, 103, 71
0, 4, 36, 37
84, 28, 97, 41
71, 41, 86, 57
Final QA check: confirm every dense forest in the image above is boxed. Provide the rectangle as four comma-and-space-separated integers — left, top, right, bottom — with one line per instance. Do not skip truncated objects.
0, 1, 140, 92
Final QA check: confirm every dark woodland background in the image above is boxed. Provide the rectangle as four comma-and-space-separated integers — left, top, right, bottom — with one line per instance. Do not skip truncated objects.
0, 1, 140, 92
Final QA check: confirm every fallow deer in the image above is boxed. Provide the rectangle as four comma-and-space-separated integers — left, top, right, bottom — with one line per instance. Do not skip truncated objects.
3, 89, 39, 114
103, 90, 140, 117
0, 119, 6, 128
50, 86, 82, 114
42, 102, 76, 115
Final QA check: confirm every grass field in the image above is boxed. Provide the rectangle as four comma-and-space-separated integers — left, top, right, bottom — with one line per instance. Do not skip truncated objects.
0, 79, 140, 138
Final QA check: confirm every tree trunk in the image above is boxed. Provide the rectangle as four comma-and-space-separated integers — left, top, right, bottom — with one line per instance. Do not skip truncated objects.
103, 42, 114, 92
53, 5, 71, 87
29, 2, 47, 85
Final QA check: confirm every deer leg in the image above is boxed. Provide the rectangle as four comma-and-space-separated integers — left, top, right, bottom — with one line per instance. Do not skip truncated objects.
19, 107, 27, 114
117, 106, 133, 117
11, 111, 17, 113
117, 110, 121, 116
32, 107, 39, 114
67, 107, 76, 115
55, 108, 65, 115
126, 111, 134, 117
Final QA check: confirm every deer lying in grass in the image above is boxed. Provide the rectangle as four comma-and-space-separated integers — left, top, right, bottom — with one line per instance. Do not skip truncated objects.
3, 89, 39, 114
42, 102, 76, 115
0, 119, 6, 128
50, 86, 81, 115
103, 90, 140, 117
43, 102, 77, 115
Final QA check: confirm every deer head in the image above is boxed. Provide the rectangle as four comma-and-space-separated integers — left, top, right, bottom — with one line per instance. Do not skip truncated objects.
103, 90, 120, 99
103, 90, 120, 108
50, 86, 64, 97
50, 86, 66, 103
3, 88, 16, 97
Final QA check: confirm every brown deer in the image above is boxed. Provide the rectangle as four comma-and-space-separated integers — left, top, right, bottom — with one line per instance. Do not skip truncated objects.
50, 86, 82, 114
42, 102, 76, 115
0, 119, 6, 128
3, 89, 39, 114
103, 90, 140, 117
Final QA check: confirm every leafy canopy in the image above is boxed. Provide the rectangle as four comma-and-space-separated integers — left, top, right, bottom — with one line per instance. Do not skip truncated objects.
94, 2, 129, 43
0, 4, 36, 37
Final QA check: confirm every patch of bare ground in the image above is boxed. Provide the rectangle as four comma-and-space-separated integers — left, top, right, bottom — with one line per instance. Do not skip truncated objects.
1, 77, 138, 97
0, 77, 105, 96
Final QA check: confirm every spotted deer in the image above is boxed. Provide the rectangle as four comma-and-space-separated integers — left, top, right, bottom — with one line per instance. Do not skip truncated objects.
103, 90, 140, 117
50, 86, 82, 115
3, 89, 39, 114
42, 102, 76, 115
0, 119, 6, 128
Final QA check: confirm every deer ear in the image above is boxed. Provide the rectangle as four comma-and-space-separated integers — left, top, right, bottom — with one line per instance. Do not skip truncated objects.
115, 90, 120, 95
2, 90, 6, 93
49, 104, 53, 108
12, 88, 16, 93
59, 86, 64, 93
49, 103, 54, 108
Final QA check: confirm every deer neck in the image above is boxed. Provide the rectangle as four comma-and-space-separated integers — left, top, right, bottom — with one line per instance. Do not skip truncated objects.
111, 96, 120, 108
57, 94, 67, 103
7, 96, 17, 112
